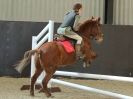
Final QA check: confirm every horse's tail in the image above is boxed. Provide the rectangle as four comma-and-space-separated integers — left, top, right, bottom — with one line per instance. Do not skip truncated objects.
15, 49, 38, 73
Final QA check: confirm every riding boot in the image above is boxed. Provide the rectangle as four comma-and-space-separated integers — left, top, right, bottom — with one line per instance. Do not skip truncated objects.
75, 44, 82, 60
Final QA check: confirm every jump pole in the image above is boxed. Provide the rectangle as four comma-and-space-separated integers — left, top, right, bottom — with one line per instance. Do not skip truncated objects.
51, 79, 133, 99
55, 71, 133, 82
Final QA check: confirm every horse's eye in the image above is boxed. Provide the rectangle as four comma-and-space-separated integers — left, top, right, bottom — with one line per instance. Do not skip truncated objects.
90, 35, 94, 39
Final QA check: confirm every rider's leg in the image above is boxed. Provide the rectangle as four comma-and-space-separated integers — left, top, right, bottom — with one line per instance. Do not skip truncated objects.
57, 27, 83, 59
64, 28, 83, 59
73, 35, 82, 59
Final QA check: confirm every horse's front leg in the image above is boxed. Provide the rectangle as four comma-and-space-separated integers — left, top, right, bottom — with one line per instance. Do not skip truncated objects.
90, 50, 97, 60
83, 58, 91, 68
83, 50, 97, 68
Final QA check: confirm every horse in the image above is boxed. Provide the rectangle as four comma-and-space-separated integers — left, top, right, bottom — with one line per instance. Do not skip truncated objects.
15, 17, 103, 97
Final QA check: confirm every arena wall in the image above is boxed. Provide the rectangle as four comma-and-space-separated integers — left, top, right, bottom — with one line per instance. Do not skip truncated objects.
0, 21, 133, 77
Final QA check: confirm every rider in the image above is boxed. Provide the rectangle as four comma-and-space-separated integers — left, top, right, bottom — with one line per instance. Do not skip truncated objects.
57, 3, 83, 59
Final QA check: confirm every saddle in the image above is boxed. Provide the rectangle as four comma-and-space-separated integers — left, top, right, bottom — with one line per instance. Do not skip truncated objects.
54, 34, 76, 53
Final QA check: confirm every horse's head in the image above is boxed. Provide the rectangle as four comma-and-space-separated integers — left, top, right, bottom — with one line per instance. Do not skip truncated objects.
90, 17, 104, 43
78, 17, 103, 68
78, 17, 104, 43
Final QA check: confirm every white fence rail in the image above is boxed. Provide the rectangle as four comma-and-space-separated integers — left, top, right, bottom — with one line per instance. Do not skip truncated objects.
51, 79, 133, 99
55, 71, 133, 82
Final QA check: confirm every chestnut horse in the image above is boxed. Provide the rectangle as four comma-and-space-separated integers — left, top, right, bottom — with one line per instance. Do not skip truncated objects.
15, 17, 103, 97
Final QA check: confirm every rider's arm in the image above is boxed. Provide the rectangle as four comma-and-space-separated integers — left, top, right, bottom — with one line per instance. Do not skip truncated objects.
73, 15, 81, 31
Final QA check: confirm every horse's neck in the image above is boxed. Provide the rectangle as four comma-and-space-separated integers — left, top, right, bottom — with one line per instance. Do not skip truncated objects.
77, 24, 93, 48
78, 26, 91, 38
82, 36, 91, 43
81, 36, 92, 50
81, 36, 92, 57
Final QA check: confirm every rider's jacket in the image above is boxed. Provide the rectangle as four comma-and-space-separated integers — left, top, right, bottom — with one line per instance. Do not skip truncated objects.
60, 10, 79, 31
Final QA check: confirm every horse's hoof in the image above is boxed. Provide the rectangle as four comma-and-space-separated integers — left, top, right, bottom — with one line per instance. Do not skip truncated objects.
83, 62, 87, 68
46, 94, 54, 98
30, 92, 34, 96
46, 93, 53, 98
83, 62, 90, 68
50, 95, 55, 98
47, 95, 54, 98
39, 88, 44, 93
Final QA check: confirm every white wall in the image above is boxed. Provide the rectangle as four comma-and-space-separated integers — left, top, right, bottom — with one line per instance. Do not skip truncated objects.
0, 0, 105, 23
113, 0, 133, 25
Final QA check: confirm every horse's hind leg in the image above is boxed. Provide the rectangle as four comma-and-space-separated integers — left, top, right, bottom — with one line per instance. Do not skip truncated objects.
30, 59, 43, 96
42, 67, 56, 97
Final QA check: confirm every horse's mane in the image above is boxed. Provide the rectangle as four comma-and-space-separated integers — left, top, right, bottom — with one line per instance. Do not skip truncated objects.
78, 18, 98, 35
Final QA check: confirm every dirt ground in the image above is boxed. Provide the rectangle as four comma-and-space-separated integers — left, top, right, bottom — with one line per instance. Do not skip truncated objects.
0, 77, 133, 99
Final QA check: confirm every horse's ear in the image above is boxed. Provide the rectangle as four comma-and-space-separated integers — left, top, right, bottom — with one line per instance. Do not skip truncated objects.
98, 17, 100, 22
92, 16, 94, 19
91, 16, 96, 22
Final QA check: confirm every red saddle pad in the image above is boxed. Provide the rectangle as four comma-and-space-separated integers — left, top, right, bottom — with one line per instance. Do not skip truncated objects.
58, 40, 75, 53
